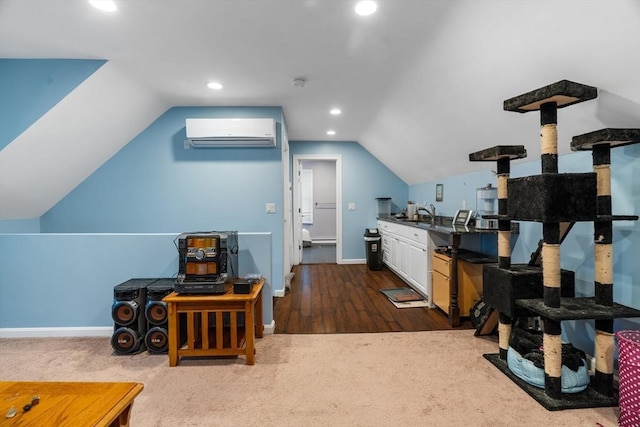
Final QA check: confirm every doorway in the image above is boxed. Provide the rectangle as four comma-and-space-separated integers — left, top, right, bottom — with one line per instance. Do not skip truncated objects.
292, 154, 342, 265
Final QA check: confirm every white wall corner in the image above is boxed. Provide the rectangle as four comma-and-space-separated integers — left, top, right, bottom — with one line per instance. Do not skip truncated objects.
263, 320, 276, 334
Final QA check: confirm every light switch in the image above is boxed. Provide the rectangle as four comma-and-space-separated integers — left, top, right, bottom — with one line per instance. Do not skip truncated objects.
348, 203, 356, 211
266, 203, 276, 213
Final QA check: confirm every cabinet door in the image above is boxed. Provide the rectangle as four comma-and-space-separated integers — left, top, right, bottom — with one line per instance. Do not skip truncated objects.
407, 243, 428, 296
458, 260, 484, 316
432, 270, 450, 313
387, 235, 399, 273
381, 234, 391, 266
396, 238, 409, 279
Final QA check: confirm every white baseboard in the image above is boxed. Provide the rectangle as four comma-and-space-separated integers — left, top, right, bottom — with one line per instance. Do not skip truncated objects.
0, 326, 113, 338
311, 239, 336, 244
274, 289, 285, 297
340, 258, 366, 265
263, 320, 275, 334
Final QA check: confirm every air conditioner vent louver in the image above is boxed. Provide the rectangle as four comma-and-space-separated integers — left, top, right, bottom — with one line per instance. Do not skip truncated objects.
184, 118, 276, 148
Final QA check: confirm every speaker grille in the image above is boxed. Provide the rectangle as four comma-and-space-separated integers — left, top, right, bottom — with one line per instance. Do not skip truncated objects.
112, 301, 139, 325
111, 327, 143, 354
145, 327, 169, 353
145, 301, 168, 325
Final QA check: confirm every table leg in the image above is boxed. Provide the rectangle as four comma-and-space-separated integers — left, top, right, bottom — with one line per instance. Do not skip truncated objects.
245, 301, 255, 365
110, 402, 133, 427
449, 234, 461, 327
255, 288, 264, 338
167, 303, 178, 367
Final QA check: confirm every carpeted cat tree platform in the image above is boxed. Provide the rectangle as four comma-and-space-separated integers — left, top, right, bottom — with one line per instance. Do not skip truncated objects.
469, 80, 640, 410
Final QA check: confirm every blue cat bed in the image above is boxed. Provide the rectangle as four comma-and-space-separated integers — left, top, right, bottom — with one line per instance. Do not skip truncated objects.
507, 346, 590, 394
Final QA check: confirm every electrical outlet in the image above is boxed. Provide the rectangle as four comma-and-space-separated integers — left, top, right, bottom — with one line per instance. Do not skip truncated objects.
348, 203, 356, 211
266, 203, 276, 213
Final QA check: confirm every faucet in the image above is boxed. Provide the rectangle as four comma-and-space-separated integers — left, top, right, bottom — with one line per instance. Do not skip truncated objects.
417, 204, 437, 225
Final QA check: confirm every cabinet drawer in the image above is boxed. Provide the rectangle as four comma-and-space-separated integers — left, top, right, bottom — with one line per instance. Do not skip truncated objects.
432, 253, 451, 276
399, 226, 428, 244
432, 270, 450, 313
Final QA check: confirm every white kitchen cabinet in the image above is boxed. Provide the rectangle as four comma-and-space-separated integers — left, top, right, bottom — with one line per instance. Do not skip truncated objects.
407, 241, 428, 295
377, 220, 430, 302
396, 237, 409, 279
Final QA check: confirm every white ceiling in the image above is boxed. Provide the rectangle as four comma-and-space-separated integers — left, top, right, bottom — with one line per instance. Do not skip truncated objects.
0, 0, 639, 219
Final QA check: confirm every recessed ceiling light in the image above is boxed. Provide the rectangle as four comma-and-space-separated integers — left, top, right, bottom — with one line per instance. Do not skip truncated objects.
327, 130, 336, 136
355, 1, 377, 16
330, 108, 342, 115
88, 0, 117, 12
207, 82, 223, 90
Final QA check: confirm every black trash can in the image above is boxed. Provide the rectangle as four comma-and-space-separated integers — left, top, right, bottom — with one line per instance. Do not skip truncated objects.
364, 228, 383, 271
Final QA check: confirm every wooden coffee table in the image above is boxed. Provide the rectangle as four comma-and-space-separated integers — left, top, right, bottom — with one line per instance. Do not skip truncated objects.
0, 381, 143, 426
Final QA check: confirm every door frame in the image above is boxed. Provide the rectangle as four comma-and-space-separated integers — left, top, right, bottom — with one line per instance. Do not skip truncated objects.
281, 124, 293, 277
292, 154, 342, 264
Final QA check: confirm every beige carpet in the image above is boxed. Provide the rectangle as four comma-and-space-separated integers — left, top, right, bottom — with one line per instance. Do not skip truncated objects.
0, 331, 620, 426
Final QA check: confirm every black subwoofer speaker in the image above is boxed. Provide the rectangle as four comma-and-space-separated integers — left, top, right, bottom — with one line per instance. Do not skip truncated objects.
144, 279, 175, 354
111, 278, 154, 355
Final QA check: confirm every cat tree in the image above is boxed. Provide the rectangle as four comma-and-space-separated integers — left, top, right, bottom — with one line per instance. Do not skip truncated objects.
472, 80, 640, 410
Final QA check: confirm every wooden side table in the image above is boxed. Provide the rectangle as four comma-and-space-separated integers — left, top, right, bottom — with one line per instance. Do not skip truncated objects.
0, 381, 143, 427
163, 279, 264, 366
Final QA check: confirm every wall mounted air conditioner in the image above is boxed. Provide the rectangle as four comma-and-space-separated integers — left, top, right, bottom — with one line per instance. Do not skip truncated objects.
184, 118, 276, 148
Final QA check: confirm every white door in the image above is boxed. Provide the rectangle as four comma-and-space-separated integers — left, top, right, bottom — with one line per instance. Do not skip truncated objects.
301, 169, 313, 225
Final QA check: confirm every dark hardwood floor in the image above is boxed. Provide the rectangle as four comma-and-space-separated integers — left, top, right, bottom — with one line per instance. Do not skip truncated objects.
274, 263, 474, 334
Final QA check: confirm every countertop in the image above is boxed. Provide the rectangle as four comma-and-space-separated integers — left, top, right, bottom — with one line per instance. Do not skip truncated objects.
377, 215, 513, 236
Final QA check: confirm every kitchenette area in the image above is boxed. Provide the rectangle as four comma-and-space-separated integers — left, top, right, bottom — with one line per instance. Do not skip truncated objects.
375, 192, 510, 327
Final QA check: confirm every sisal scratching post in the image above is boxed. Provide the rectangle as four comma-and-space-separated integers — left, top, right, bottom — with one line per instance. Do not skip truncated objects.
539, 101, 563, 398
592, 144, 613, 307
468, 146, 527, 358
496, 157, 512, 360
543, 319, 563, 398
496, 158, 511, 270
593, 143, 614, 395
570, 129, 640, 398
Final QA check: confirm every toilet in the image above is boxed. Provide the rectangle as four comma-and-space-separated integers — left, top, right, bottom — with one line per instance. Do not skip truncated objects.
302, 228, 312, 247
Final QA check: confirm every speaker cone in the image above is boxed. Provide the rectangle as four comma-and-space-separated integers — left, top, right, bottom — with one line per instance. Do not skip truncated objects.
112, 301, 139, 325
145, 301, 167, 325
111, 327, 142, 354
145, 327, 168, 353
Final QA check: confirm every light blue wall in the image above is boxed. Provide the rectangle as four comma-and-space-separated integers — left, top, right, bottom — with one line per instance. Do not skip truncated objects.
0, 219, 40, 233
0, 59, 105, 150
0, 57, 407, 332
40, 106, 284, 232
289, 141, 408, 260
410, 144, 640, 351
0, 233, 272, 329
39, 106, 285, 299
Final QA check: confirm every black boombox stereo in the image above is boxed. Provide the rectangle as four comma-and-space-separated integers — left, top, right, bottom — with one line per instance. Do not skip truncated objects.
175, 231, 238, 294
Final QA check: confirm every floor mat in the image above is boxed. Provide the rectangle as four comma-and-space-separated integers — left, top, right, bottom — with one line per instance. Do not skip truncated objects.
380, 287, 424, 302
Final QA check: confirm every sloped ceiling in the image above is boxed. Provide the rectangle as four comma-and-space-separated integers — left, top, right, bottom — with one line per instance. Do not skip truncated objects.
0, 0, 638, 219
0, 61, 169, 218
